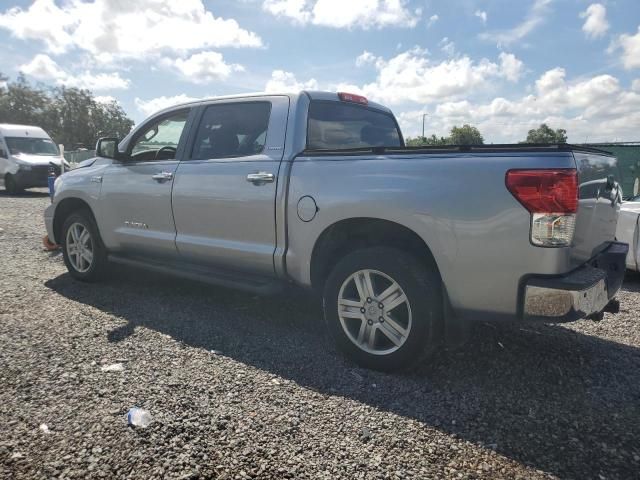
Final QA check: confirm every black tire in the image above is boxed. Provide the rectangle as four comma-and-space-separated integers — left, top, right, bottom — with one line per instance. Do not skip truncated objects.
61, 210, 108, 282
323, 247, 442, 372
5, 174, 21, 194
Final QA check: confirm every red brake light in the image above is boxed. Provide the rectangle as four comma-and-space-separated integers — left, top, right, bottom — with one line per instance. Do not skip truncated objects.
506, 169, 578, 214
338, 92, 368, 105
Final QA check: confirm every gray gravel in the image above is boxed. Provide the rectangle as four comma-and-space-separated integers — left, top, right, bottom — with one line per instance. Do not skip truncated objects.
1, 189, 639, 480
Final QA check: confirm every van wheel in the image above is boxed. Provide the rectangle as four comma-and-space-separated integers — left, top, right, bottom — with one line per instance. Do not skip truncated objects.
5, 174, 21, 194
61, 210, 108, 282
323, 247, 442, 372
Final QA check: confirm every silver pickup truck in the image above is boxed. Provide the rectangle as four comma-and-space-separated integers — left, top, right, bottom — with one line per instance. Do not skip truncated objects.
44, 91, 628, 370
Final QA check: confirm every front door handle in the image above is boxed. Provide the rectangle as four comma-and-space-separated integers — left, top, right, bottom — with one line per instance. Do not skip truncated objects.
246, 172, 275, 185
151, 171, 174, 182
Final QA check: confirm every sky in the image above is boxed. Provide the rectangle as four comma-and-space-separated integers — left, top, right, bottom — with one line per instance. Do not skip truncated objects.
0, 0, 639, 143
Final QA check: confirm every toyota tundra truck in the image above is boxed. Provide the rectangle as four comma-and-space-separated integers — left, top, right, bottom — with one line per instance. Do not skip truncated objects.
44, 91, 628, 371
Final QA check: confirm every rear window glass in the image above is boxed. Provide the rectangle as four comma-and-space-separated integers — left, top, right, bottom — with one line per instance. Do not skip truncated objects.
307, 101, 402, 150
191, 102, 271, 159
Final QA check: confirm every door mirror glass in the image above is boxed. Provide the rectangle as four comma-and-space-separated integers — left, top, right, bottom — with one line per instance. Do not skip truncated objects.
0, 147, 7, 159
96, 137, 120, 159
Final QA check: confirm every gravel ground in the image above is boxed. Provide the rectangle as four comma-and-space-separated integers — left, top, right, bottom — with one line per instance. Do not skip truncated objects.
1, 189, 639, 480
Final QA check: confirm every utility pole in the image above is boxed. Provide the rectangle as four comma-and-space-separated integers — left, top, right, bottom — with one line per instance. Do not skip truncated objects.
422, 113, 428, 139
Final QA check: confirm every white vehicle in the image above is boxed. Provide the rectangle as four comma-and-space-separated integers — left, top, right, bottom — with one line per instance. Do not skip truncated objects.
616, 200, 640, 272
0, 124, 68, 194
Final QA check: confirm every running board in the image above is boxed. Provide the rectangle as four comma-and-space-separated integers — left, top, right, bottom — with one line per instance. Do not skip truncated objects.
107, 254, 283, 295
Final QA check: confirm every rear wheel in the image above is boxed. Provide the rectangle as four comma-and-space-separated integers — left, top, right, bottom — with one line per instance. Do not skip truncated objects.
323, 247, 442, 371
5, 174, 21, 194
61, 210, 108, 282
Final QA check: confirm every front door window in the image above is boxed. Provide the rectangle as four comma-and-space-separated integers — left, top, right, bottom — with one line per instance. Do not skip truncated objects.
129, 110, 189, 162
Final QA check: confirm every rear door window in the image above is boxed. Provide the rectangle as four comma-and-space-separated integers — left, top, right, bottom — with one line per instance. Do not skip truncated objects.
307, 101, 402, 150
191, 102, 271, 160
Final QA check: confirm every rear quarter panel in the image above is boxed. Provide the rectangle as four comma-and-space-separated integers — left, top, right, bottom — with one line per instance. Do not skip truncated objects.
286, 151, 578, 321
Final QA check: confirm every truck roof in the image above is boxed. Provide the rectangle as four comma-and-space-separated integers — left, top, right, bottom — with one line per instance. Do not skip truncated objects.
157, 90, 393, 116
0, 124, 51, 138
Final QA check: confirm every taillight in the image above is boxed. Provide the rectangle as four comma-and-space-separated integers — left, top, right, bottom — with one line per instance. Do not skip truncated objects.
506, 169, 578, 247
338, 92, 368, 105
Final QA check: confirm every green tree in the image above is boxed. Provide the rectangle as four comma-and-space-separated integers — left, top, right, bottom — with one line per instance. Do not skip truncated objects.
449, 124, 484, 145
0, 73, 134, 150
406, 134, 449, 146
523, 123, 567, 144
0, 74, 49, 127
405, 125, 485, 146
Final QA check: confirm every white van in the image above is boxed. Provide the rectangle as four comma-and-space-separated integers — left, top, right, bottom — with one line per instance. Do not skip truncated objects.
0, 124, 69, 194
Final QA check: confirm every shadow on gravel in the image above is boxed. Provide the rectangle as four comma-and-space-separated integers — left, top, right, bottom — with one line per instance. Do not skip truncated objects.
0, 190, 50, 198
46, 269, 640, 479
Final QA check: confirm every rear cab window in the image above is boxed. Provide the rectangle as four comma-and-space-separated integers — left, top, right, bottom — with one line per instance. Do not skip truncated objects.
306, 101, 402, 151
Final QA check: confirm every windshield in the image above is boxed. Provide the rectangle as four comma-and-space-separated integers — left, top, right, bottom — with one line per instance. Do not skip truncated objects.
307, 101, 402, 150
5, 136, 59, 156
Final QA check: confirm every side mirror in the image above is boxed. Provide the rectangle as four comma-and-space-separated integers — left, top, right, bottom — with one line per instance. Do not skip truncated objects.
0, 148, 6, 159
96, 137, 120, 160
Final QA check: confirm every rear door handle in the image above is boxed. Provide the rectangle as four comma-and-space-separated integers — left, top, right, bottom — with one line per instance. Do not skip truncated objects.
151, 171, 174, 182
246, 172, 275, 185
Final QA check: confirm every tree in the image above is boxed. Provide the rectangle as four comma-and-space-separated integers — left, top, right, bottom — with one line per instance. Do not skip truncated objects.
0, 73, 134, 150
405, 125, 485, 146
524, 123, 567, 144
449, 124, 484, 145
406, 134, 449, 146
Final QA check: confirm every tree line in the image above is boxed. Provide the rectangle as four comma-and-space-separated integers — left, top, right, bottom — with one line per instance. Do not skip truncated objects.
0, 73, 134, 151
406, 123, 568, 146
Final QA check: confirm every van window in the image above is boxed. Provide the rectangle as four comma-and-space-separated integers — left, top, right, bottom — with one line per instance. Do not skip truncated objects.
5, 137, 59, 156
191, 102, 271, 160
307, 101, 402, 150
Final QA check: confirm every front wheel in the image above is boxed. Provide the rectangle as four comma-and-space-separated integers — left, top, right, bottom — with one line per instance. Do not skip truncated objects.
5, 174, 21, 194
61, 210, 108, 282
323, 247, 442, 371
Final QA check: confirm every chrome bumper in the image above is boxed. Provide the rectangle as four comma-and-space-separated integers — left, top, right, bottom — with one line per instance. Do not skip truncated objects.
521, 242, 628, 322
524, 279, 609, 319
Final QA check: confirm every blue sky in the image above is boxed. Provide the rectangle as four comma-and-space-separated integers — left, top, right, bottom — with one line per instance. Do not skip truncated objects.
0, 0, 639, 142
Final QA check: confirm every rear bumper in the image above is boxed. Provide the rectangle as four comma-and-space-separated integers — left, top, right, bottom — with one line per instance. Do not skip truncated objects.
521, 242, 628, 322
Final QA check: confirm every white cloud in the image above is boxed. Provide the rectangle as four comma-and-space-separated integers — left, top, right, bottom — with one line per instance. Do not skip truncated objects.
166, 52, 244, 84
439, 37, 456, 57
263, 0, 420, 29
135, 94, 201, 117
499, 52, 524, 82
632, 79, 640, 92
426, 14, 439, 28
580, 4, 609, 39
0, 0, 262, 61
265, 70, 319, 92
480, 0, 552, 47
19, 54, 130, 91
94, 95, 116, 104
612, 26, 640, 70
262, 0, 311, 25
355, 51, 379, 67
398, 68, 640, 143
474, 10, 487, 25
347, 48, 525, 105
19, 53, 66, 81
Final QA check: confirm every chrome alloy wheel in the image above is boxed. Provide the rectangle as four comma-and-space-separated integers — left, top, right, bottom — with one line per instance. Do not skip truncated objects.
65, 222, 94, 273
337, 269, 412, 355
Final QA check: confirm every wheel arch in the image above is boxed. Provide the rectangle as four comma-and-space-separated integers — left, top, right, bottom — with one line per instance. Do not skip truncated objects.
53, 197, 98, 244
309, 217, 441, 293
